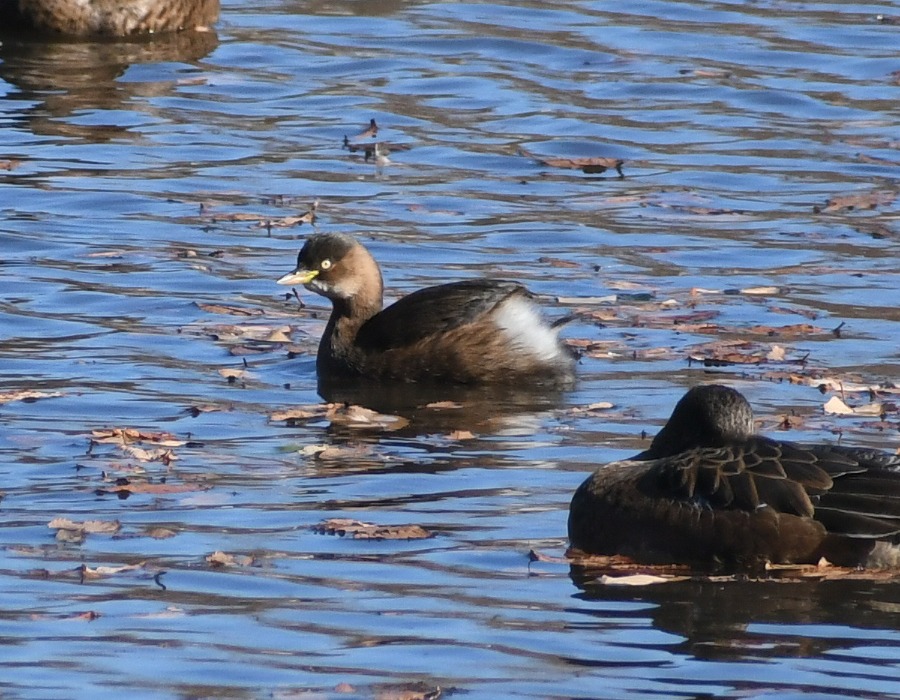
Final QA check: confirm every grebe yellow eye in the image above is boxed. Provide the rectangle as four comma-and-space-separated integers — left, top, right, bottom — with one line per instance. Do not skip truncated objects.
321, 259, 332, 270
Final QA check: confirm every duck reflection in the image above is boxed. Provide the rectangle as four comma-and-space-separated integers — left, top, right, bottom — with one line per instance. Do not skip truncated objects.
570, 568, 900, 662
0, 19, 217, 140
317, 372, 571, 435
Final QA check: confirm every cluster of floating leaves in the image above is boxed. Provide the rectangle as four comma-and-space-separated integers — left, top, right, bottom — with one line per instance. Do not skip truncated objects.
533, 549, 900, 585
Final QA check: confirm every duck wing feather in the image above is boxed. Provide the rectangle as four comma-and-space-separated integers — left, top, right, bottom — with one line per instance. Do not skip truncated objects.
355, 280, 525, 352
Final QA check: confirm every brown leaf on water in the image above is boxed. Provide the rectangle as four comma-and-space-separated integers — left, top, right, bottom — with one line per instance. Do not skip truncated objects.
48, 518, 120, 542
739, 286, 781, 296
299, 443, 377, 461
48, 518, 121, 534
537, 256, 580, 269
82, 562, 148, 579
121, 445, 178, 463
67, 611, 102, 621
0, 159, 21, 170
816, 189, 897, 213
606, 279, 650, 291
767, 305, 819, 319
747, 323, 823, 337
447, 430, 475, 441
254, 202, 318, 229
568, 401, 615, 415
91, 428, 184, 447
528, 549, 569, 564
206, 551, 256, 567
145, 527, 178, 539
373, 685, 442, 700
774, 413, 806, 431
195, 302, 264, 317
270, 405, 326, 422
0, 390, 64, 404
218, 368, 249, 380
687, 340, 802, 367
86, 250, 129, 258
679, 68, 732, 79
678, 206, 747, 216
185, 403, 225, 415
313, 518, 433, 540
536, 156, 625, 175
97, 479, 209, 496
812, 378, 900, 394
325, 404, 410, 431
424, 401, 464, 409
569, 548, 900, 583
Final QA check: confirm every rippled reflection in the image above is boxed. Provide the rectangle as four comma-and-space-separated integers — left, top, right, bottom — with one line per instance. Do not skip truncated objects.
0, 0, 898, 696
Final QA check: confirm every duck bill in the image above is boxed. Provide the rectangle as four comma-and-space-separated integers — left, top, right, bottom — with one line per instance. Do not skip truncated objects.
277, 268, 319, 286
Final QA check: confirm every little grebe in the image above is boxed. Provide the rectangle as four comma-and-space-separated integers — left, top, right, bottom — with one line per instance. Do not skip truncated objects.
569, 384, 900, 569
8, 0, 219, 35
277, 233, 577, 387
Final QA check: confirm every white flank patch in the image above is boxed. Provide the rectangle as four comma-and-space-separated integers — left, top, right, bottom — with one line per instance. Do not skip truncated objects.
494, 297, 563, 362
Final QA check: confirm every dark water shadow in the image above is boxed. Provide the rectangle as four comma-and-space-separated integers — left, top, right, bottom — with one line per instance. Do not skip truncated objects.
571, 567, 900, 662
0, 27, 218, 140
317, 374, 572, 435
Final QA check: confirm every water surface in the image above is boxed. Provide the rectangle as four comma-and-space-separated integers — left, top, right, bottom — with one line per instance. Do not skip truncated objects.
1, 1, 899, 697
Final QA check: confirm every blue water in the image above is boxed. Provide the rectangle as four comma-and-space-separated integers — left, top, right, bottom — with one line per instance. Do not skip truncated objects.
1, 0, 899, 697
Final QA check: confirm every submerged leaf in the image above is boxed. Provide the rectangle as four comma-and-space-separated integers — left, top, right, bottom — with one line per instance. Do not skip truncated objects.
313, 518, 433, 540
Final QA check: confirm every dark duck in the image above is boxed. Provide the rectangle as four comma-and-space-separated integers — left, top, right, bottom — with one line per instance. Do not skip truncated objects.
4, 0, 219, 36
277, 233, 576, 387
569, 384, 900, 569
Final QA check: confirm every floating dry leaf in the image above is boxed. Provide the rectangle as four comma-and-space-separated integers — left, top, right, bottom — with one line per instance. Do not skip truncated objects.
206, 551, 256, 567
528, 549, 569, 564
537, 156, 625, 176
196, 302, 264, 317
817, 189, 897, 213
313, 518, 433, 540
537, 256, 580, 269
97, 479, 208, 496
302, 443, 378, 462
814, 378, 900, 394
91, 428, 185, 447
121, 445, 178, 463
82, 562, 148, 579
740, 286, 781, 295
687, 340, 802, 367
86, 250, 128, 258
373, 685, 442, 700
325, 404, 410, 431
569, 549, 900, 582
424, 401, 464, 410
48, 518, 120, 541
270, 405, 326, 422
747, 323, 823, 336
569, 401, 615, 415
0, 390, 64, 404
447, 430, 475, 441
219, 368, 249, 380
145, 527, 178, 539
766, 345, 786, 362
254, 212, 317, 229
